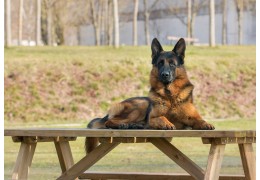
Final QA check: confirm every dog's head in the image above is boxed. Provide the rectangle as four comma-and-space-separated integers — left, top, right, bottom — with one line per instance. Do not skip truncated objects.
151, 38, 186, 84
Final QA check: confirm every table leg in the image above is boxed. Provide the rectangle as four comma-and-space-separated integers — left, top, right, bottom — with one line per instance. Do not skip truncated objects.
12, 142, 37, 180
239, 143, 256, 180
54, 141, 74, 173
204, 143, 225, 180
57, 142, 120, 180
150, 138, 204, 180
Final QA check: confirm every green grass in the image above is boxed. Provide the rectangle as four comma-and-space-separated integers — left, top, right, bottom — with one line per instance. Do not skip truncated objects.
4, 119, 255, 179
4, 45, 256, 123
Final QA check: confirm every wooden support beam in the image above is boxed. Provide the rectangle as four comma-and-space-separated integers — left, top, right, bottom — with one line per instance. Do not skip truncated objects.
204, 143, 225, 180
99, 137, 149, 143
12, 136, 76, 143
12, 142, 37, 180
79, 171, 246, 180
150, 138, 204, 180
202, 137, 256, 145
54, 141, 75, 173
57, 142, 120, 180
239, 143, 256, 180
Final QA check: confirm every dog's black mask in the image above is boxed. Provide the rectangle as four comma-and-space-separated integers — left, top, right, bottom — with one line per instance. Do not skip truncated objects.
151, 38, 186, 84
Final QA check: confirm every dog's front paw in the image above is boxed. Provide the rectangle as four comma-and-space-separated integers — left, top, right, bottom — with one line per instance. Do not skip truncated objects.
150, 116, 176, 130
118, 124, 129, 129
193, 120, 215, 130
163, 121, 176, 130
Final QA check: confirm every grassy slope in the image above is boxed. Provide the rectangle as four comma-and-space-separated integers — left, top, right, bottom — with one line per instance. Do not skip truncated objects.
4, 45, 256, 124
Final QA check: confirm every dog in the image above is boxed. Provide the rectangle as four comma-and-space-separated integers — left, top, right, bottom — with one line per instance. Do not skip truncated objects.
85, 38, 215, 152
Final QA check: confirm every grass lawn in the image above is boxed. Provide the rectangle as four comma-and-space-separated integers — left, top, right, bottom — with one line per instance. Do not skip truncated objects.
4, 118, 255, 179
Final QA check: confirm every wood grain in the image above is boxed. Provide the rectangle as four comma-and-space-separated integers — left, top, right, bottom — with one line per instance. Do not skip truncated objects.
79, 171, 246, 180
54, 141, 74, 173
4, 129, 256, 138
12, 142, 37, 180
57, 142, 120, 180
204, 144, 226, 180
239, 143, 256, 180
150, 138, 204, 180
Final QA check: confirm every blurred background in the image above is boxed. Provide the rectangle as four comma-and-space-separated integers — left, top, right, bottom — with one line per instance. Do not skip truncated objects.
4, 1, 256, 179
4, 0, 256, 47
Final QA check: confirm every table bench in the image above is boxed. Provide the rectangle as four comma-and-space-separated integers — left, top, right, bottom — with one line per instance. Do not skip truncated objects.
4, 129, 256, 180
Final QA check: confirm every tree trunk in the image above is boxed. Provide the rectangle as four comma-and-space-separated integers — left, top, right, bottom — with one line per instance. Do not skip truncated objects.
187, 0, 191, 45
143, 0, 150, 45
113, 0, 119, 48
222, 0, 227, 45
47, 6, 52, 45
36, 0, 41, 46
209, 0, 215, 47
236, 0, 243, 45
5, 0, 12, 46
90, 0, 101, 46
103, 0, 108, 45
133, 0, 139, 46
18, 0, 23, 46
190, 0, 199, 45
108, 0, 113, 46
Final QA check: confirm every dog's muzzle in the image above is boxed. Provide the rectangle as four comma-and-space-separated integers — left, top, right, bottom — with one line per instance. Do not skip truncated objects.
160, 71, 173, 84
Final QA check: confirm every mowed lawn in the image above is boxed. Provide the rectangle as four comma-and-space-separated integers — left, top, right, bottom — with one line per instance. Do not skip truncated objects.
4, 45, 256, 179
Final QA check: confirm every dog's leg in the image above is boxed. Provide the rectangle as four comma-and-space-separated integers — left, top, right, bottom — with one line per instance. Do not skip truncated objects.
149, 116, 176, 130
105, 109, 145, 129
177, 103, 215, 130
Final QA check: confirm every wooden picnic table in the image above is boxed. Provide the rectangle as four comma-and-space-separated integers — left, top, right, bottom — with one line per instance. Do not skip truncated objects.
4, 129, 256, 180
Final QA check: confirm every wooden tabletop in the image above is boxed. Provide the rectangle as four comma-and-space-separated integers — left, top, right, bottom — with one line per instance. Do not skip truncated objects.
4, 128, 256, 138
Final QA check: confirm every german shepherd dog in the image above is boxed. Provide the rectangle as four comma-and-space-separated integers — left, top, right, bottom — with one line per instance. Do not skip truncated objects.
86, 38, 214, 152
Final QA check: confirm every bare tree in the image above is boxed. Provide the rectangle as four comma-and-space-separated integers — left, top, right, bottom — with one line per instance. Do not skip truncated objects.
143, 0, 158, 45
18, 0, 24, 45
167, 0, 206, 45
235, 0, 243, 45
5, 0, 12, 46
187, 0, 191, 45
222, 0, 227, 45
90, 0, 101, 46
133, 0, 139, 46
43, 0, 56, 45
209, 0, 215, 47
47, 6, 52, 45
35, 0, 41, 45
108, 0, 113, 46
113, 0, 119, 48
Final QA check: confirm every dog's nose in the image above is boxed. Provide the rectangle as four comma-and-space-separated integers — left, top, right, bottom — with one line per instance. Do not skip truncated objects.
161, 71, 170, 78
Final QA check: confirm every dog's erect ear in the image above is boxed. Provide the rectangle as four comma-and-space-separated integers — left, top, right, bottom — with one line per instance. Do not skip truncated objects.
173, 38, 186, 63
151, 38, 163, 64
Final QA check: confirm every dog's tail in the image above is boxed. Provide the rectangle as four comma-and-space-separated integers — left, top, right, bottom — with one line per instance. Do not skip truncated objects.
85, 103, 125, 153
85, 116, 109, 153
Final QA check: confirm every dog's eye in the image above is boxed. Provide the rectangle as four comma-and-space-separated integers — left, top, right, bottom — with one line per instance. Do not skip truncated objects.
169, 62, 175, 67
158, 60, 164, 66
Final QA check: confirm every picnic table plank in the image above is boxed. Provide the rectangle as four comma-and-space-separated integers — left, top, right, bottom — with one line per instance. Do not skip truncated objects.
4, 129, 256, 138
